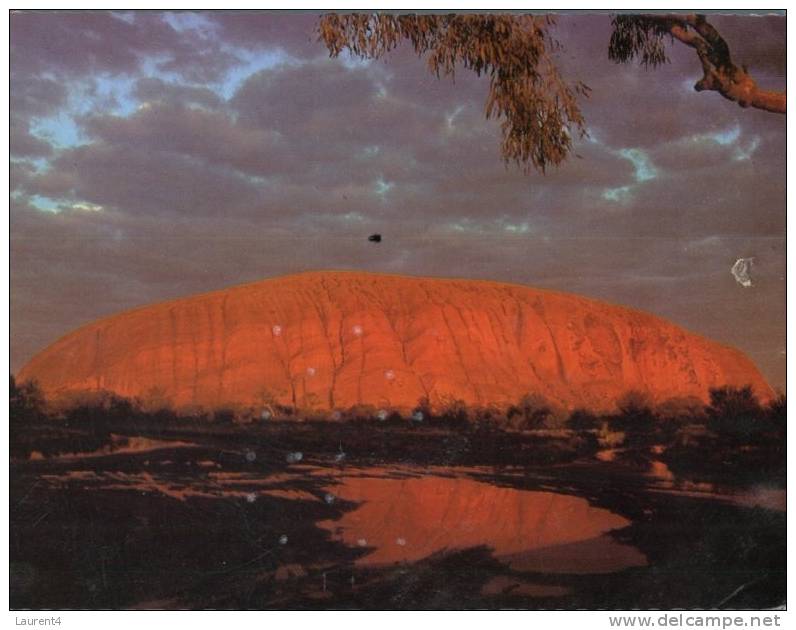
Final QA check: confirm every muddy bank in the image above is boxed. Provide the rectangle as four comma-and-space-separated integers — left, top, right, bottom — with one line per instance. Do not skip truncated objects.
10, 423, 785, 610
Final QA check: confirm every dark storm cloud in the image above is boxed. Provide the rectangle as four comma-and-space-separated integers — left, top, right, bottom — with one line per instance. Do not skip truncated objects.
9, 12, 786, 390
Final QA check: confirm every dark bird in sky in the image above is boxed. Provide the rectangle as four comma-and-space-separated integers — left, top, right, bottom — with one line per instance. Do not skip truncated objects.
368, 234, 382, 243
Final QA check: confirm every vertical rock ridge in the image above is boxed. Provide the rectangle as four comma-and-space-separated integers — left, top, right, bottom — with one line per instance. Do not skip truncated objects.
17, 271, 773, 412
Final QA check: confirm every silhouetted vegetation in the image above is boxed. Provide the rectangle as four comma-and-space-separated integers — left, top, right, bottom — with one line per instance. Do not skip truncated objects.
610, 391, 656, 437
706, 385, 764, 442
507, 393, 555, 431
8, 376, 785, 483
319, 14, 785, 179
566, 408, 599, 432
9, 376, 785, 609
10, 375, 44, 422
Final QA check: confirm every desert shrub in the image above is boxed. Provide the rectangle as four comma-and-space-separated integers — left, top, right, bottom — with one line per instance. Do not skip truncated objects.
383, 410, 405, 425
60, 391, 144, 432
656, 396, 705, 423
541, 405, 569, 430
212, 408, 237, 424
672, 423, 711, 449
275, 404, 295, 417
765, 392, 786, 443
341, 404, 378, 422
10, 376, 45, 423
654, 395, 706, 441
705, 385, 764, 442
470, 405, 504, 432
148, 407, 179, 426
567, 408, 600, 432
610, 390, 656, 438
409, 396, 433, 423
434, 396, 470, 428
10, 377, 47, 457
507, 393, 554, 431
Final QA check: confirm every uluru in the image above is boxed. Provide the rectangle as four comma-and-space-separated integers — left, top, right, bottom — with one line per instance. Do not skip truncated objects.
17, 271, 772, 413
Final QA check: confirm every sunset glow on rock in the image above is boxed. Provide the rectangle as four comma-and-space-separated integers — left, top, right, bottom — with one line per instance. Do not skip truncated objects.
18, 271, 772, 413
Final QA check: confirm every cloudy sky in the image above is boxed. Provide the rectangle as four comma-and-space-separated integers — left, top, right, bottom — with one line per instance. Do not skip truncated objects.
10, 11, 786, 390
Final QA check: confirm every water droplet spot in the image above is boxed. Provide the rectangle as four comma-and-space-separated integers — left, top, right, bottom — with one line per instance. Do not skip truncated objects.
357, 538, 368, 547
377, 409, 388, 421
396, 537, 407, 546
352, 325, 363, 336
384, 369, 395, 381
324, 493, 336, 504
272, 325, 283, 337
286, 451, 303, 464
246, 493, 256, 503
245, 450, 256, 462
260, 409, 271, 421
412, 411, 424, 422
306, 367, 316, 377
278, 534, 288, 545
331, 410, 342, 421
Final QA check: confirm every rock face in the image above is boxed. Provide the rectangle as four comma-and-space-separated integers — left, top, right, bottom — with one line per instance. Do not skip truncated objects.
18, 271, 772, 412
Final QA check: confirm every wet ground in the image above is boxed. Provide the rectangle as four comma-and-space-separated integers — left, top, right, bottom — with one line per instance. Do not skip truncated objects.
10, 423, 786, 609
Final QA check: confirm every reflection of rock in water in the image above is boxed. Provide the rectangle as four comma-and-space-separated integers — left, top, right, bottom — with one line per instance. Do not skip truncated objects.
317, 475, 646, 570
504, 535, 646, 574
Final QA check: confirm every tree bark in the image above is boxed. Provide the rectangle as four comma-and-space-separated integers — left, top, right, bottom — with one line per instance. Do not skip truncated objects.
667, 15, 785, 114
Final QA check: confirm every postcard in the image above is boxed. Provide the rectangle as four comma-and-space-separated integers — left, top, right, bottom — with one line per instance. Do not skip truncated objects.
9, 10, 786, 612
